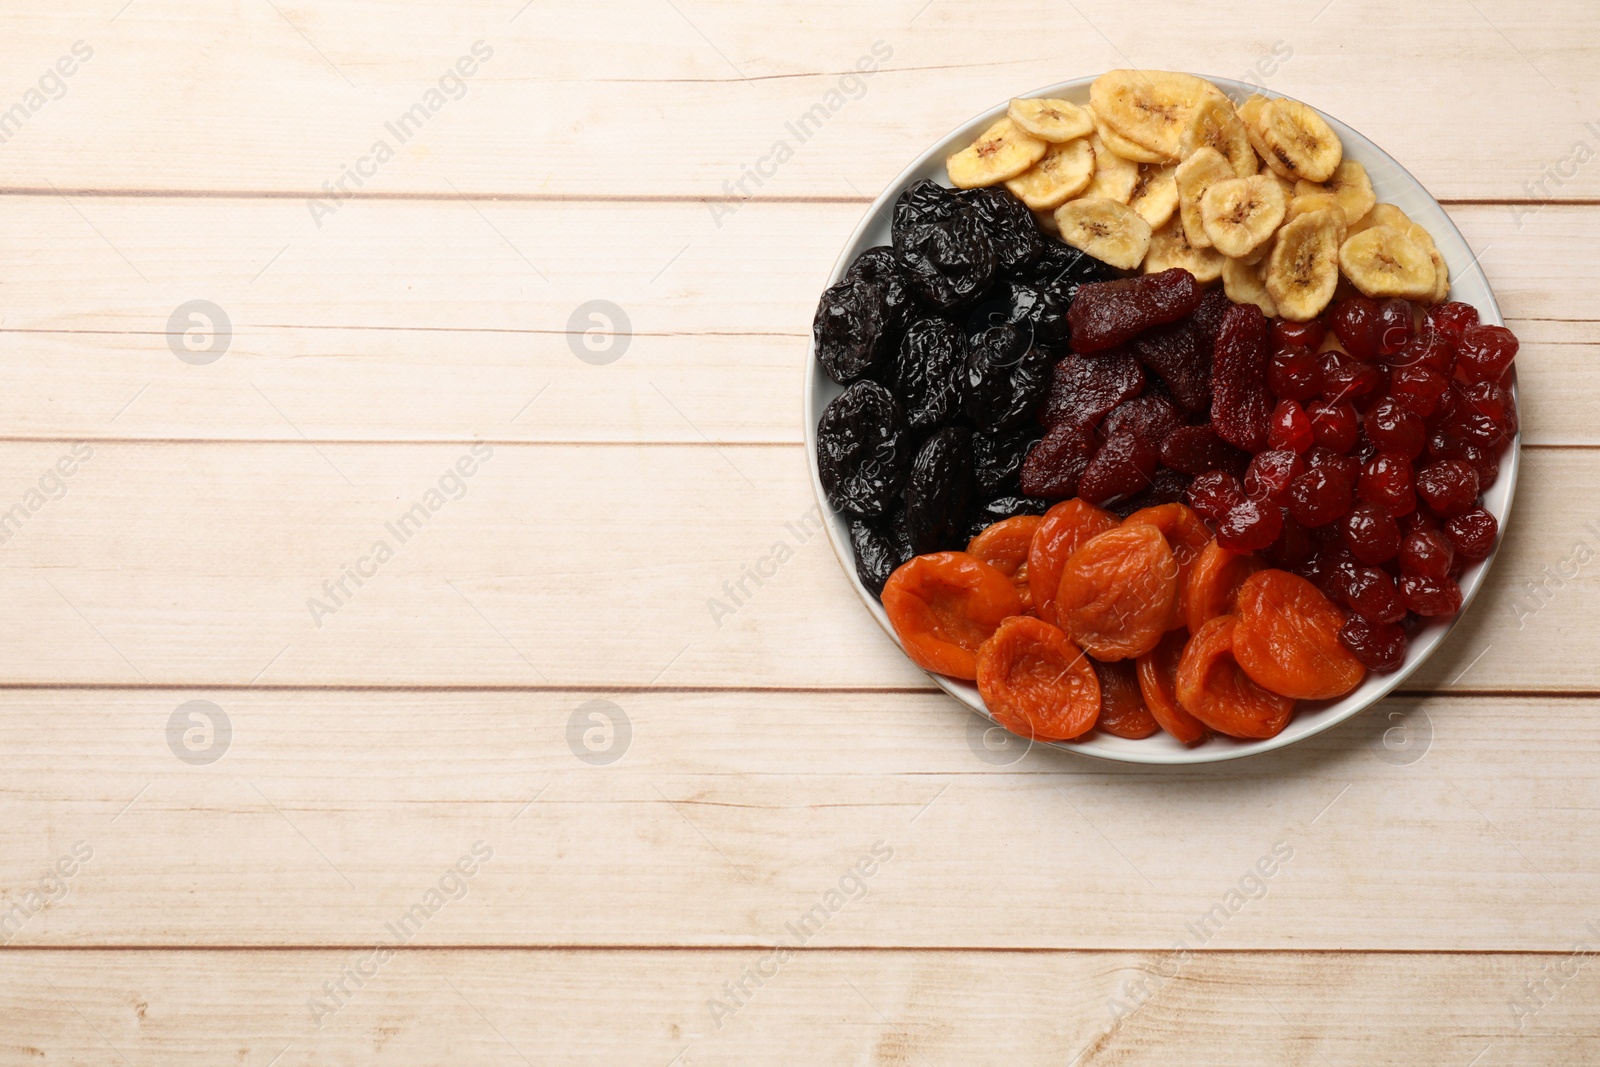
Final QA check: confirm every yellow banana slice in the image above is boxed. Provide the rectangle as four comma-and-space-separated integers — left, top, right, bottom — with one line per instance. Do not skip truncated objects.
1004, 138, 1095, 210
1285, 192, 1349, 246
1143, 215, 1225, 282
1089, 105, 1168, 163
1089, 69, 1221, 161
1082, 134, 1142, 202
1428, 246, 1451, 303
1054, 197, 1153, 271
1254, 97, 1342, 183
1180, 95, 1258, 177
1238, 231, 1276, 266
1128, 163, 1180, 230
1174, 146, 1235, 248
1266, 207, 1343, 321
1200, 175, 1288, 258
1223, 256, 1276, 317
1338, 225, 1437, 300
946, 118, 1048, 189
1008, 97, 1096, 143
1295, 160, 1375, 228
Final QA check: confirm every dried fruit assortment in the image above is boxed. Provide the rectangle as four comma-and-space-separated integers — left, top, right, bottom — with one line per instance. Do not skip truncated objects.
815, 72, 1519, 746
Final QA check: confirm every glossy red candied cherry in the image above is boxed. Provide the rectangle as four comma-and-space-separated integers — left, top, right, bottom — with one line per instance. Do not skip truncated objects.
1339, 616, 1408, 672
1268, 398, 1314, 452
1374, 298, 1414, 357
1186, 469, 1247, 524
1341, 564, 1407, 624
1326, 297, 1382, 361
1426, 301, 1479, 344
1390, 363, 1450, 418
1458, 380, 1518, 438
1306, 400, 1359, 452
1451, 442, 1500, 491
1400, 573, 1463, 617
1305, 445, 1360, 483
1245, 449, 1304, 504
1320, 351, 1384, 403
1357, 452, 1417, 517
1216, 497, 1284, 552
1400, 509, 1441, 536
1268, 345, 1322, 400
1455, 323, 1519, 383
1342, 502, 1402, 565
1399, 529, 1453, 579
1415, 459, 1479, 518
1274, 319, 1326, 351
1444, 506, 1498, 562
1393, 326, 1454, 374
1287, 465, 1354, 528
1364, 397, 1426, 458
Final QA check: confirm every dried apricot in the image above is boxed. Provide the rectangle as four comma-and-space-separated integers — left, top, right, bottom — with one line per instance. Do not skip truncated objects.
1184, 540, 1263, 634
882, 552, 1023, 680
1094, 659, 1159, 739
1137, 630, 1207, 744
1056, 524, 1177, 661
1232, 569, 1366, 700
1175, 615, 1295, 739
976, 616, 1100, 741
1027, 498, 1119, 626
967, 515, 1043, 613
1122, 503, 1210, 630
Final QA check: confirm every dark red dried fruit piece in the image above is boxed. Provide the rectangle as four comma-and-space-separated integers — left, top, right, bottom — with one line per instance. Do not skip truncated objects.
1132, 319, 1212, 412
1320, 350, 1383, 403
1390, 363, 1450, 418
1456, 323, 1519, 383
1211, 303, 1273, 452
1160, 423, 1248, 478
1077, 431, 1159, 507
1426, 301, 1479, 344
1340, 565, 1406, 624
1102, 393, 1182, 444
1287, 465, 1353, 528
1268, 345, 1321, 401
1216, 497, 1283, 552
1365, 397, 1426, 459
1268, 398, 1313, 452
1358, 453, 1416, 517
1444, 506, 1498, 562
1394, 327, 1455, 375
1305, 445, 1359, 484
1327, 297, 1381, 361
1305, 400, 1358, 452
1400, 574, 1463, 616
1039, 350, 1144, 430
1020, 423, 1096, 500
1400, 529, 1453, 579
1112, 467, 1193, 517
1274, 319, 1325, 350
1415, 459, 1478, 519
1339, 616, 1407, 672
1186, 469, 1247, 524
1374, 298, 1413, 356
1244, 449, 1303, 504
1068, 268, 1204, 354
1342, 502, 1401, 565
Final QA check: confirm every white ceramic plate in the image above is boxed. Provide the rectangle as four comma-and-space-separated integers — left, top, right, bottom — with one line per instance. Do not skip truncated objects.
804, 74, 1519, 765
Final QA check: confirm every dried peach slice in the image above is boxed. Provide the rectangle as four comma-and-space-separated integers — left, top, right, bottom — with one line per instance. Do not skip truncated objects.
1056, 523, 1177, 661
1184, 539, 1264, 634
1094, 658, 1160, 739
976, 616, 1100, 741
1233, 569, 1366, 700
882, 552, 1022, 681
968, 515, 1044, 615
1122, 503, 1210, 630
1176, 615, 1295, 738
1137, 629, 1207, 744
1028, 499, 1119, 626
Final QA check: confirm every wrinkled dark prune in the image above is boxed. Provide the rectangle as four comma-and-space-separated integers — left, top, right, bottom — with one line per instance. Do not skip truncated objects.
1132, 319, 1211, 412
847, 513, 912, 598
1077, 431, 1159, 507
1101, 393, 1182, 444
903, 426, 975, 555
894, 212, 997, 310
893, 178, 967, 233
965, 495, 1051, 539
893, 318, 967, 433
973, 425, 1041, 496
1039, 349, 1145, 429
1110, 467, 1191, 518
966, 282, 1068, 349
1068, 268, 1205, 353
1029, 239, 1119, 292
812, 245, 916, 385
1159, 423, 1248, 478
1020, 422, 1095, 500
817, 380, 909, 517
959, 186, 1045, 278
1211, 303, 1273, 452
963, 327, 1052, 432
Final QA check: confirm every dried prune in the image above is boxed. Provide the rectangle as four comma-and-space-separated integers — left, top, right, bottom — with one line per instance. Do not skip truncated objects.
967, 281, 1070, 350
1132, 318, 1212, 413
893, 178, 967, 233
1039, 349, 1144, 429
1077, 431, 1159, 507
1159, 424, 1248, 478
1211, 303, 1273, 452
965, 494, 1051, 539
964, 327, 1052, 431
894, 209, 997, 310
904, 426, 975, 554
893, 318, 967, 433
1101, 393, 1181, 443
817, 380, 909, 517
813, 246, 915, 385
848, 513, 912, 598
959, 186, 1045, 278
973, 425, 1041, 496
1020, 422, 1095, 500
1068, 268, 1205, 353
1030, 239, 1118, 292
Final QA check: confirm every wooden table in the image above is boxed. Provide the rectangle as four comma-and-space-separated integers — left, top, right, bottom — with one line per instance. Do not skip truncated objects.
1, 2, 1597, 1062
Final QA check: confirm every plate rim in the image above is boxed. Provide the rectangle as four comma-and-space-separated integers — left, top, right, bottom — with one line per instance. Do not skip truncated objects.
803, 73, 1519, 766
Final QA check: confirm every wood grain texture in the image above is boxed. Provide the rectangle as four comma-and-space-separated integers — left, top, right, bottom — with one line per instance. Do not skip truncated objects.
0, 200, 1591, 443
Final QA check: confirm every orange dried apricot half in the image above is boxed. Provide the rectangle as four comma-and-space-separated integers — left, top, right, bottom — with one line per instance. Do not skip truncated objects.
882, 552, 1023, 680
976, 616, 1100, 741
968, 515, 1043, 614
1122, 503, 1210, 630
1136, 629, 1208, 744
1028, 499, 1119, 626
1233, 569, 1367, 700
1175, 615, 1295, 739
1184, 539, 1263, 635
1093, 658, 1160, 739
1055, 524, 1177, 661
